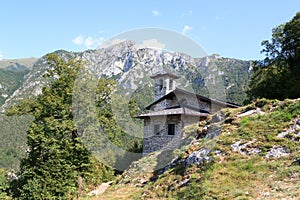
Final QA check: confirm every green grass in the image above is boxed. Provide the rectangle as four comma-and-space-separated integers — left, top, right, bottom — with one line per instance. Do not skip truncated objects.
85, 99, 300, 199
198, 99, 300, 199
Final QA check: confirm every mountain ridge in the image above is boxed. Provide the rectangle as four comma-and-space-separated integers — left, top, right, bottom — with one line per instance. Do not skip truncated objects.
0, 57, 37, 70
1, 40, 252, 112
0, 41, 252, 171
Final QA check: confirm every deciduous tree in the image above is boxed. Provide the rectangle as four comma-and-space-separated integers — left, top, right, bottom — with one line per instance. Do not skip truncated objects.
248, 12, 300, 100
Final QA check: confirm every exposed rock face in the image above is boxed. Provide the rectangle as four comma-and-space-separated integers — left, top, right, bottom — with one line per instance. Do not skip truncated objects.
185, 148, 211, 166
237, 108, 265, 117
277, 118, 300, 142
265, 146, 289, 158
87, 181, 114, 196
231, 140, 262, 156
1, 40, 252, 111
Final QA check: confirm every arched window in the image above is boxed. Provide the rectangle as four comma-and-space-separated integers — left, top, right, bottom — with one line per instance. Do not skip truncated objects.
169, 79, 173, 90
158, 79, 163, 91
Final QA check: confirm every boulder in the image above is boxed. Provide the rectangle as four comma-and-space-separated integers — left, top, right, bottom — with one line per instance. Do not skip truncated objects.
185, 148, 211, 166
265, 146, 289, 158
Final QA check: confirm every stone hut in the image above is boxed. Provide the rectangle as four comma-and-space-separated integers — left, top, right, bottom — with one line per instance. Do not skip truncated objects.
137, 71, 239, 155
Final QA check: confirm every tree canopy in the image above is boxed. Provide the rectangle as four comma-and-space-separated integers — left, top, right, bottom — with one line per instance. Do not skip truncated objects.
248, 12, 300, 100
8, 54, 116, 199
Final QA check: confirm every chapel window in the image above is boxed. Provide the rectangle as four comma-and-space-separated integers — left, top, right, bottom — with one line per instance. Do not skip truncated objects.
168, 124, 175, 135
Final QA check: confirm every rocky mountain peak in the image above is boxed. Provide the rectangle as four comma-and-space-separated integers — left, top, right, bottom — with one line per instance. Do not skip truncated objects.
1, 42, 252, 111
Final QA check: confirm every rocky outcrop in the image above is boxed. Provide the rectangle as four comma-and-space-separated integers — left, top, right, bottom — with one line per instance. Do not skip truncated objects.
185, 148, 212, 166
277, 118, 300, 141
265, 146, 289, 158
1, 40, 252, 111
231, 139, 262, 156
87, 181, 114, 196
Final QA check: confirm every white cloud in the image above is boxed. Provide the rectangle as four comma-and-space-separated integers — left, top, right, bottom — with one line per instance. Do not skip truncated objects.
99, 39, 127, 48
72, 35, 84, 45
152, 10, 160, 16
87, 36, 104, 48
72, 35, 105, 49
84, 36, 96, 48
137, 39, 166, 50
0, 51, 3, 60
182, 25, 192, 35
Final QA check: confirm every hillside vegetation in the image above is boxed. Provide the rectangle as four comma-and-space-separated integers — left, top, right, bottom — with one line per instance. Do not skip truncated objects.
1, 12, 299, 200
248, 12, 300, 100
0, 58, 37, 70
0, 57, 36, 107
0, 69, 29, 107
0, 54, 144, 199
0, 49, 252, 173
90, 98, 300, 199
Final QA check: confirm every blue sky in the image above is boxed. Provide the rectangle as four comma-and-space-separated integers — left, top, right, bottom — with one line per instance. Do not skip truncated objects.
0, 0, 299, 60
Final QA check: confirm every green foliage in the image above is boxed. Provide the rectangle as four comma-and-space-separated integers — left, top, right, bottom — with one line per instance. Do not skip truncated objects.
248, 12, 300, 100
130, 84, 153, 114
5, 53, 145, 199
0, 168, 9, 199
0, 69, 29, 106
188, 57, 252, 105
73, 74, 143, 171
8, 54, 114, 199
0, 115, 32, 170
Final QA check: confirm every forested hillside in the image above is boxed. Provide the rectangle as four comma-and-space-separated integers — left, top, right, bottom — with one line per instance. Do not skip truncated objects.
0, 69, 29, 107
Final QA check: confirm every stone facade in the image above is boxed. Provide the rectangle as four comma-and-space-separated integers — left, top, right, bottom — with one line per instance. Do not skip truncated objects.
152, 72, 180, 101
138, 71, 239, 155
142, 115, 199, 155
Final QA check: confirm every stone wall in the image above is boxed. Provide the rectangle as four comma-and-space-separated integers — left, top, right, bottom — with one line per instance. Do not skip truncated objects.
143, 115, 181, 137
143, 135, 182, 154
153, 77, 177, 101
152, 99, 168, 111
143, 115, 182, 154
143, 115, 201, 155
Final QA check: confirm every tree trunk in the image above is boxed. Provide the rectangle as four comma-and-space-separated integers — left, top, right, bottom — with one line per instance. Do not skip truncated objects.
77, 175, 83, 198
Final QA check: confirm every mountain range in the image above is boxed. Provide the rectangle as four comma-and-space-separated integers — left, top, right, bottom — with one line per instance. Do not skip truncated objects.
0, 40, 252, 112
0, 40, 253, 170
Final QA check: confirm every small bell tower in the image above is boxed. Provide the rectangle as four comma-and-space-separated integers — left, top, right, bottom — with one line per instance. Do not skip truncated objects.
150, 70, 180, 101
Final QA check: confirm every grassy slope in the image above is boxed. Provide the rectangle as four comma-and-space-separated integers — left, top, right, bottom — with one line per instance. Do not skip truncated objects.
84, 99, 300, 200
0, 57, 37, 69
202, 99, 300, 199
